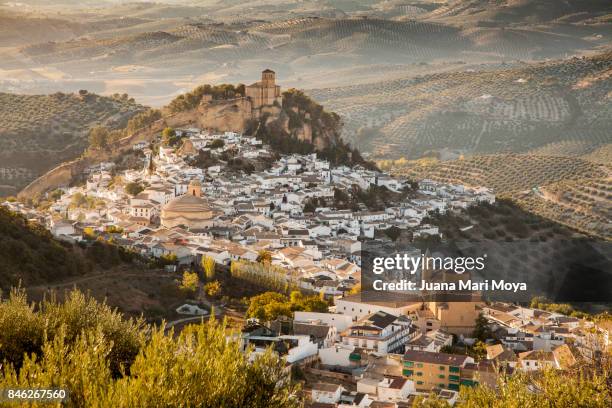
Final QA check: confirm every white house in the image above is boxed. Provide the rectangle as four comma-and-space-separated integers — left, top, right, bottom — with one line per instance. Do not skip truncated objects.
311, 383, 345, 405
335, 293, 420, 320
340, 311, 417, 355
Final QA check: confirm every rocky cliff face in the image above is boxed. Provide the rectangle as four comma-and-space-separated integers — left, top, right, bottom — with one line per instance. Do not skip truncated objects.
195, 97, 255, 133
191, 92, 340, 152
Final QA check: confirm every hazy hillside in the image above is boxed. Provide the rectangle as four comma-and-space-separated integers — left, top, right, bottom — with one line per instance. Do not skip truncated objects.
1, 0, 609, 105
394, 151, 611, 239
424, 0, 611, 25
310, 50, 612, 159
0, 92, 145, 196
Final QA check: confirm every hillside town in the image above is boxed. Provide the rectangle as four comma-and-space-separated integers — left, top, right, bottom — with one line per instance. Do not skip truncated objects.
3, 127, 608, 407
4, 127, 494, 295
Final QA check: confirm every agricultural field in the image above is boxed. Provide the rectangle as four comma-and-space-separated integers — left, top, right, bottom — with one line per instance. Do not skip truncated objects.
394, 152, 611, 239
1, 0, 609, 105
427, 199, 611, 304
310, 50, 612, 159
0, 92, 145, 195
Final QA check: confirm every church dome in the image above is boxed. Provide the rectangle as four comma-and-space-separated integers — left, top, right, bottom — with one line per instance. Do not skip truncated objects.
161, 194, 216, 229
163, 194, 210, 213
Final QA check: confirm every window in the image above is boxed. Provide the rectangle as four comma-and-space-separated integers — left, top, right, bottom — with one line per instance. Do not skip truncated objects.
426, 322, 433, 326
439, 384, 446, 388
449, 375, 460, 382
416, 372, 423, 377
417, 381, 424, 385
404, 361, 414, 367
416, 363, 423, 368
439, 366, 446, 371
449, 366, 460, 373
438, 374, 445, 379
402, 369, 413, 376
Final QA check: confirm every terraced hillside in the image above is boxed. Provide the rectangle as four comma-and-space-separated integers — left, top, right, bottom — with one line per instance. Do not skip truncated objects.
0, 10, 84, 47
309, 51, 612, 159
395, 152, 611, 239
423, 0, 611, 25
0, 92, 145, 196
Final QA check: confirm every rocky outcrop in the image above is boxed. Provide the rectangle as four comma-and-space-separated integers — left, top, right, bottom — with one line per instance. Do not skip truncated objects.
195, 97, 255, 133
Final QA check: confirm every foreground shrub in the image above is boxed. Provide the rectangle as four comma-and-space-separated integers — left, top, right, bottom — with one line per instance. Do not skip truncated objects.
0, 289, 300, 407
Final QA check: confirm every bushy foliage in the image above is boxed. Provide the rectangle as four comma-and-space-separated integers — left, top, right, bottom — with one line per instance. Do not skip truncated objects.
180, 271, 200, 295
458, 367, 611, 408
0, 206, 86, 288
246, 291, 328, 322
0, 289, 145, 376
162, 127, 181, 147
0, 207, 140, 289
88, 126, 109, 150
168, 84, 245, 113
0, 289, 300, 408
124, 182, 144, 196
204, 280, 222, 298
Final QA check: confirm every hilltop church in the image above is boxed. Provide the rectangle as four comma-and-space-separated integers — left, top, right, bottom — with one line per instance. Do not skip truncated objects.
245, 69, 282, 111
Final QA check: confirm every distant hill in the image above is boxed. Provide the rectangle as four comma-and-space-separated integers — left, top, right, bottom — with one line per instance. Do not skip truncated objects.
421, 198, 612, 304
2, 0, 609, 105
423, 0, 611, 25
310, 50, 612, 159
0, 11, 84, 47
394, 151, 611, 239
0, 91, 145, 196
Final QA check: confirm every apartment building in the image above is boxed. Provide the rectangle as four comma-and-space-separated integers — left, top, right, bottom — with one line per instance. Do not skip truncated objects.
340, 311, 417, 355
401, 350, 474, 392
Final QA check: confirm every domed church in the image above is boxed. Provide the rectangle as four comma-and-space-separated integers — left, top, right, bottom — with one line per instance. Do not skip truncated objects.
161, 179, 218, 230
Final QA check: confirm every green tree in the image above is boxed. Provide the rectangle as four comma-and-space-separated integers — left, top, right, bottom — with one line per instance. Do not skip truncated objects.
125, 182, 144, 196
246, 292, 291, 322
0, 289, 144, 377
384, 226, 402, 241
0, 289, 301, 408
89, 126, 109, 150
161, 127, 178, 146
71, 192, 88, 208
209, 139, 225, 149
459, 367, 611, 408
303, 198, 318, 213
473, 313, 492, 342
